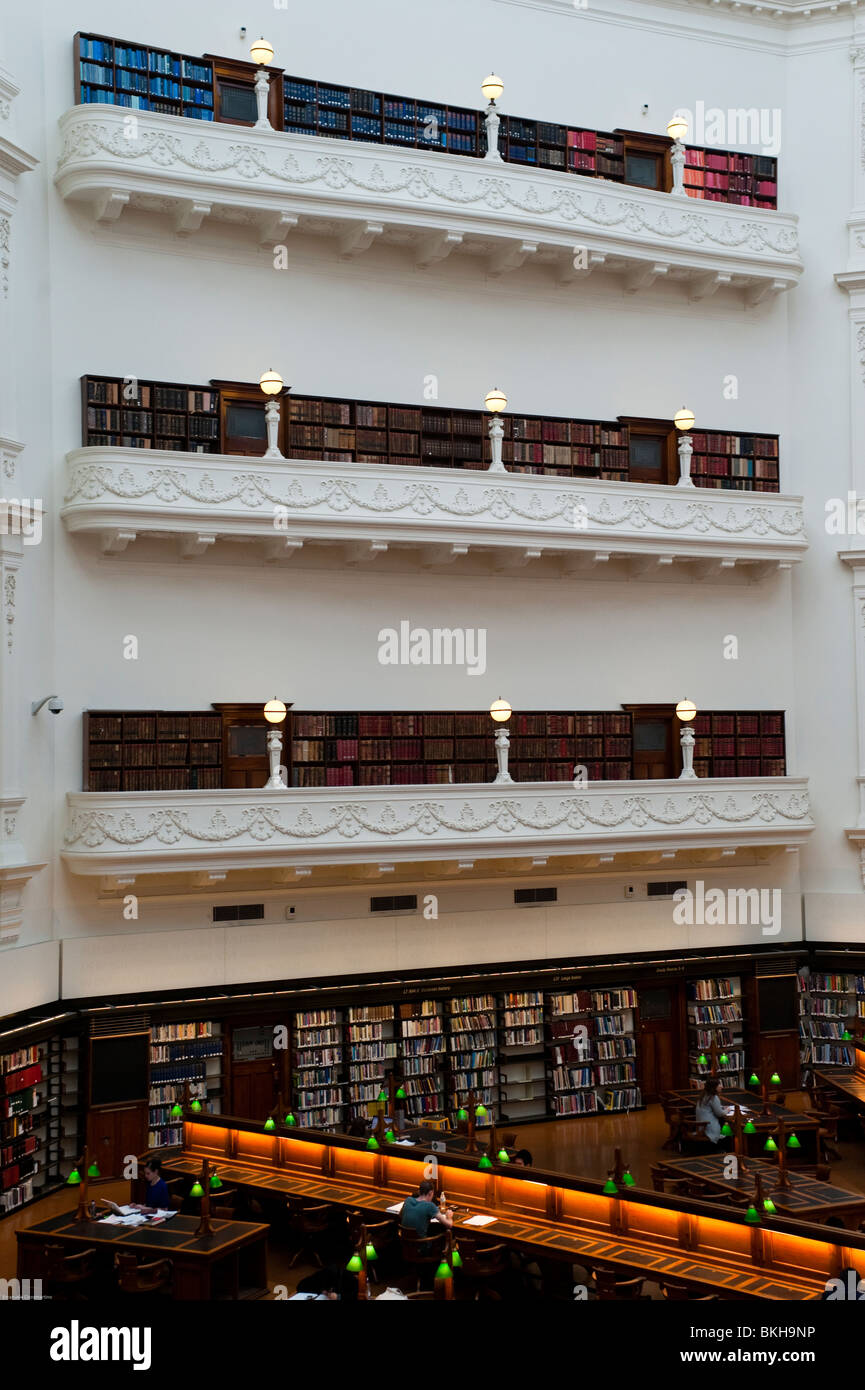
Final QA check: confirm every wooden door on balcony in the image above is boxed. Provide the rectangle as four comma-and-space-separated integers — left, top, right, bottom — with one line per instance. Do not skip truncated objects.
636, 985, 681, 1099
624, 704, 678, 779
226, 1023, 287, 1119
213, 703, 293, 788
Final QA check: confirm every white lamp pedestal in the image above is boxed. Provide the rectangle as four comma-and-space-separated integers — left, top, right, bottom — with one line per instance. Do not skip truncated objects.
676, 433, 694, 487
679, 725, 698, 779
263, 398, 283, 459
487, 416, 506, 472
254, 69, 272, 130
484, 104, 502, 162
264, 727, 286, 788
670, 139, 686, 195
493, 726, 513, 783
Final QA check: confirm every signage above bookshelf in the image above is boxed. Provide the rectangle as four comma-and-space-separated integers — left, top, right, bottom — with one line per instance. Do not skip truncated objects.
74, 34, 778, 209
81, 377, 781, 493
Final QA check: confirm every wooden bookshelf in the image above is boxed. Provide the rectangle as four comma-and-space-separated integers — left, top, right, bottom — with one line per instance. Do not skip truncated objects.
591, 988, 641, 1113
1, 1032, 80, 1215
686, 976, 746, 1089
83, 707, 787, 790
75, 33, 214, 119
398, 1000, 445, 1120
148, 1021, 222, 1148
498, 990, 546, 1121
684, 144, 777, 210
798, 969, 865, 1084
691, 712, 786, 779
293, 1009, 345, 1129
84, 711, 223, 790
345, 1004, 397, 1115
445, 994, 498, 1121
80, 377, 781, 492
82, 375, 219, 453
547, 987, 641, 1117
74, 36, 778, 208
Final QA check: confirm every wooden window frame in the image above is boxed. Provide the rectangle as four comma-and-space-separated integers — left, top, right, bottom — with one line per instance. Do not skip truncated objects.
614, 129, 673, 193
619, 417, 678, 486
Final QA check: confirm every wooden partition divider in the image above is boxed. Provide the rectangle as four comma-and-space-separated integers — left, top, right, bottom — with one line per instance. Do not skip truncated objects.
177, 1114, 865, 1299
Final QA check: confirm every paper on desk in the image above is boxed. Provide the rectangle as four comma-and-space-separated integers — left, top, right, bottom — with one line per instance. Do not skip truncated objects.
462, 1214, 497, 1227
386, 1202, 404, 1214
395, 1140, 416, 1146
153, 1208, 178, 1220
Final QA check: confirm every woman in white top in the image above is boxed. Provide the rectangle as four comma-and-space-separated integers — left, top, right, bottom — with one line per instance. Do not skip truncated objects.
694, 1077, 734, 1144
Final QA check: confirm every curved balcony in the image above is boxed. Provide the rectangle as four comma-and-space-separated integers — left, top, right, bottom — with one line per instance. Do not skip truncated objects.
62, 777, 813, 883
55, 106, 802, 299
62, 447, 807, 575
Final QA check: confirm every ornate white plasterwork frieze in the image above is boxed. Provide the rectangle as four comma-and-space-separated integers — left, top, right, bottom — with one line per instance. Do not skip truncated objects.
62, 449, 807, 564
54, 108, 801, 287
63, 779, 813, 876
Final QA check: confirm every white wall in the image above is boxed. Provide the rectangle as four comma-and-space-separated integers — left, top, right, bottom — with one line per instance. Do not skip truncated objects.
1, 0, 860, 1009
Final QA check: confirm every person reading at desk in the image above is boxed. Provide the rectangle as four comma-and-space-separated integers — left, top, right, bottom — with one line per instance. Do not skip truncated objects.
695, 1078, 734, 1145
400, 1179, 454, 1236
134, 1158, 171, 1212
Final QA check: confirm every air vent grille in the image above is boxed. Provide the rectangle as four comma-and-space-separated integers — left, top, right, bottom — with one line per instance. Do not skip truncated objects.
370, 895, 418, 913
514, 887, 557, 905
212, 903, 265, 923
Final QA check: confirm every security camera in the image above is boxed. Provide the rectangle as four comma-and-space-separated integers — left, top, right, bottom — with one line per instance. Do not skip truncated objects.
239, 25, 247, 38
31, 695, 64, 715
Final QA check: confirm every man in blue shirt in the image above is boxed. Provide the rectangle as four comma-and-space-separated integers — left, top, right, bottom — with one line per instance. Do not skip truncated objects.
400, 1179, 453, 1236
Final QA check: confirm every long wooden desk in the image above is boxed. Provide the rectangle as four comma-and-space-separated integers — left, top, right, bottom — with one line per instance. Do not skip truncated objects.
816, 1043, 865, 1109
655, 1154, 865, 1230
665, 1088, 819, 1158
16, 1211, 269, 1300
163, 1114, 865, 1301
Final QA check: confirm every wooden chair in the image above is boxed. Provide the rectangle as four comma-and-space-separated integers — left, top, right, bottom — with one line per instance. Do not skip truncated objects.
42, 1244, 97, 1300
286, 1196, 337, 1268
805, 1103, 842, 1160
398, 1227, 447, 1292
649, 1163, 690, 1196
454, 1233, 510, 1300
406, 1290, 436, 1299
592, 1265, 646, 1301
114, 1251, 173, 1296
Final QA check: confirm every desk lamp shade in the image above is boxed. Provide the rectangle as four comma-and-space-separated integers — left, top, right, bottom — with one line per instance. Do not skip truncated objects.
787, 1133, 801, 1149
749, 1072, 759, 1086
842, 1029, 853, 1041
770, 1071, 781, 1086
457, 1107, 468, 1121
284, 1112, 297, 1126
346, 1253, 363, 1273
603, 1177, 618, 1195
171, 1102, 183, 1118
497, 1148, 510, 1163
367, 1135, 379, 1151
475, 1103, 488, 1118
190, 1180, 204, 1198
718, 1052, 729, 1067
395, 1086, 407, 1100
720, 1122, 732, 1137
365, 1243, 378, 1262
210, 1172, 222, 1190
377, 1088, 387, 1101
763, 1197, 777, 1215
764, 1137, 778, 1153
264, 1117, 276, 1131
622, 1169, 636, 1187
697, 1052, 708, 1067
190, 1099, 202, 1113
385, 1130, 395, 1144
451, 1246, 463, 1268
66, 1166, 81, 1185
744, 1205, 761, 1224
478, 1154, 493, 1170
743, 1119, 756, 1134
87, 1160, 101, 1178
435, 1260, 453, 1281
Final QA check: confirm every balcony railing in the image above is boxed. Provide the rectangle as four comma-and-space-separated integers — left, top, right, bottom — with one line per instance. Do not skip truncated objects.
74, 33, 778, 209
63, 777, 813, 879
55, 106, 801, 299
63, 446, 807, 574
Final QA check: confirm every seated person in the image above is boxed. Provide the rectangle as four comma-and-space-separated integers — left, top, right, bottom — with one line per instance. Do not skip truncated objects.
512, 1149, 533, 1167
400, 1178, 453, 1236
694, 1078, 734, 1145
134, 1158, 171, 1212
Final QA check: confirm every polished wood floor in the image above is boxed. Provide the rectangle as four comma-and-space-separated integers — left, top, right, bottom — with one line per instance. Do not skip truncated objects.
3, 1096, 863, 1298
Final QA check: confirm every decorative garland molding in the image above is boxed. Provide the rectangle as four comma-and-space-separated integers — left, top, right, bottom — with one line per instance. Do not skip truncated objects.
62, 448, 807, 572
63, 778, 813, 879
54, 108, 801, 297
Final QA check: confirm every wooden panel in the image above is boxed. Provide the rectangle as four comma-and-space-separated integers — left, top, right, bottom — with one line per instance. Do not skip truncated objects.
87, 1102, 147, 1178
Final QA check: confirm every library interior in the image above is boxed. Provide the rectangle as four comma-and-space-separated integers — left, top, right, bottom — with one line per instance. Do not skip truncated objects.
3, 0, 865, 1325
